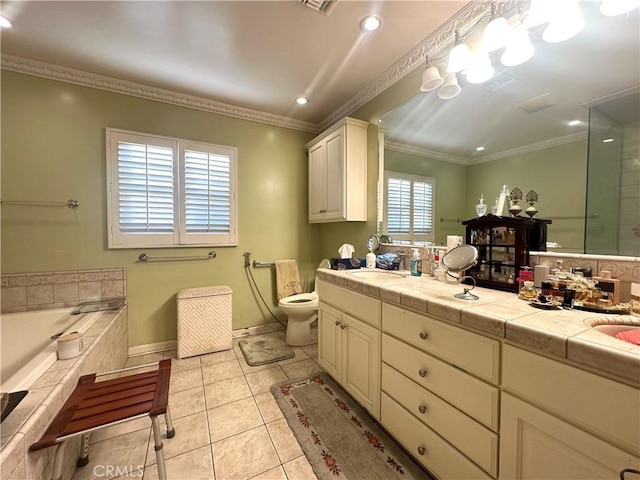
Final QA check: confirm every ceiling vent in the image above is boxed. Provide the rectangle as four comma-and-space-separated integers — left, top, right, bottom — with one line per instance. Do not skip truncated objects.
485, 73, 517, 92
299, 0, 338, 15
515, 93, 563, 114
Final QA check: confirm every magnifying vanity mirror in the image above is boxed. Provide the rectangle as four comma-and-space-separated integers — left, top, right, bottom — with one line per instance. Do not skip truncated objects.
441, 245, 480, 301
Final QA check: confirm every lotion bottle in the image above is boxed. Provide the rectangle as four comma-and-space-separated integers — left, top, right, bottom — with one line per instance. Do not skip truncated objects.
365, 249, 376, 269
410, 248, 422, 277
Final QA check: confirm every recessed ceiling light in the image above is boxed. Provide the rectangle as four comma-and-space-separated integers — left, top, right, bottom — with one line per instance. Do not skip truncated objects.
568, 120, 580, 126
476, 146, 485, 151
295, 97, 308, 105
602, 138, 614, 143
361, 15, 381, 32
0, 15, 12, 28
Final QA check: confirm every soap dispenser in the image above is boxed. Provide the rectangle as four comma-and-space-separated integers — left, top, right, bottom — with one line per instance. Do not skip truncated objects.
475, 194, 487, 217
365, 249, 376, 269
410, 248, 422, 277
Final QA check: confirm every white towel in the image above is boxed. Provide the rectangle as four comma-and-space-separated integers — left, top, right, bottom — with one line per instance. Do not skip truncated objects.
275, 259, 302, 300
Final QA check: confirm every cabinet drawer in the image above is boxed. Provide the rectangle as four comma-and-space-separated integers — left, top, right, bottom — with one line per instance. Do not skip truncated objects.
382, 363, 498, 476
383, 333, 499, 430
382, 303, 500, 384
317, 279, 381, 328
503, 344, 640, 454
381, 393, 493, 480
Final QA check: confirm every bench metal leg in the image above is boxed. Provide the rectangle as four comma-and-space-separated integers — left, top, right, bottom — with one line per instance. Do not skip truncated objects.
77, 433, 90, 467
51, 440, 68, 480
165, 406, 175, 439
151, 415, 167, 480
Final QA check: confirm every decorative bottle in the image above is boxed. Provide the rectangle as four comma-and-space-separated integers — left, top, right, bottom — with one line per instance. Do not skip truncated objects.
475, 194, 487, 217
410, 248, 422, 277
365, 249, 376, 269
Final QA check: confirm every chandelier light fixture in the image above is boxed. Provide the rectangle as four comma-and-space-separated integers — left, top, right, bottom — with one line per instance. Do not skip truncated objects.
422, 0, 638, 100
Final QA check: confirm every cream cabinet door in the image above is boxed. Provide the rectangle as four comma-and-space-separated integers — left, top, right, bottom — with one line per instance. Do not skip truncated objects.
500, 393, 640, 480
318, 303, 342, 380
322, 127, 345, 221
342, 313, 381, 419
308, 141, 326, 222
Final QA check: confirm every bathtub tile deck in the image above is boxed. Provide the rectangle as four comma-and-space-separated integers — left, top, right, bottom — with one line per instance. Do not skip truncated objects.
69, 332, 320, 480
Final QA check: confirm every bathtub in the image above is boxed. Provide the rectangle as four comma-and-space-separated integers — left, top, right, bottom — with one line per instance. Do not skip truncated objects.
1, 308, 104, 392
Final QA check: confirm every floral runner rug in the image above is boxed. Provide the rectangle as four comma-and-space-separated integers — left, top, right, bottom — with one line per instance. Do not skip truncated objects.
271, 373, 432, 480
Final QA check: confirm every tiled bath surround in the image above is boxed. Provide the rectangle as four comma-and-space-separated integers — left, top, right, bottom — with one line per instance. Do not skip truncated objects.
1, 268, 126, 313
0, 306, 128, 480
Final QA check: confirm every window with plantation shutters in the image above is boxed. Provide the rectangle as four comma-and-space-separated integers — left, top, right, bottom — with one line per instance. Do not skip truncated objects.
107, 129, 237, 248
383, 172, 434, 244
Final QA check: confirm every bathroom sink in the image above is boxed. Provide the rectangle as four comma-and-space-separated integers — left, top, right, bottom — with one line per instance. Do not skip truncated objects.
348, 270, 406, 280
591, 324, 640, 337
586, 316, 640, 338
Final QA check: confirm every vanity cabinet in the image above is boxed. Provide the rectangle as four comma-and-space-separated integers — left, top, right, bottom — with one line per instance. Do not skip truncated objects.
500, 344, 640, 479
317, 280, 381, 419
462, 214, 538, 292
380, 304, 500, 479
307, 117, 368, 223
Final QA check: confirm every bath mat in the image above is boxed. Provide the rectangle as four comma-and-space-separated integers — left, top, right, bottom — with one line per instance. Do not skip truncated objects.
238, 332, 294, 366
271, 373, 433, 480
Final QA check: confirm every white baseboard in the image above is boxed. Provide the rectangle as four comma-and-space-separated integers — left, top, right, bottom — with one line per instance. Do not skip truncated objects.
127, 323, 286, 357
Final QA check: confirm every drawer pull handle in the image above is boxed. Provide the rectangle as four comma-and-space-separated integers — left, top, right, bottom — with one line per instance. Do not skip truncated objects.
419, 331, 428, 340
418, 405, 427, 414
418, 369, 427, 378
417, 446, 426, 456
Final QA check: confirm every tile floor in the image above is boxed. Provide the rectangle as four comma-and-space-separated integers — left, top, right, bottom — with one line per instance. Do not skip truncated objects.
71, 331, 322, 480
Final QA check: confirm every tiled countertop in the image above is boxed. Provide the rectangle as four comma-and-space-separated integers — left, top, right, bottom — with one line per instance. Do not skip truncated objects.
317, 268, 640, 387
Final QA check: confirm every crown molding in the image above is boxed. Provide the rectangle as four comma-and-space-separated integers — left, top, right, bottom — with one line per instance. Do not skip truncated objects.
1, 54, 321, 134
319, 0, 489, 130
384, 140, 471, 165
472, 132, 588, 164
386, 131, 589, 166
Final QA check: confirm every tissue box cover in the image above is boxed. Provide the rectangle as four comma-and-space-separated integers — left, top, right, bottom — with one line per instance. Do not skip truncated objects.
330, 258, 361, 270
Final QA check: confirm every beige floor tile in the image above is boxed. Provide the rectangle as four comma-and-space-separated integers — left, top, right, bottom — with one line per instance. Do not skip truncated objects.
146, 411, 210, 465
300, 344, 318, 360
265, 418, 303, 464
237, 354, 278, 374
204, 375, 252, 409
202, 359, 244, 385
282, 455, 318, 480
167, 385, 206, 419
142, 445, 214, 480
72, 428, 150, 480
279, 359, 322, 380
276, 348, 310, 366
254, 392, 284, 423
207, 397, 263, 443
244, 367, 288, 395
168, 355, 201, 373
213, 426, 280, 480
200, 348, 236, 366
249, 465, 288, 480
90, 416, 151, 443
170, 367, 203, 393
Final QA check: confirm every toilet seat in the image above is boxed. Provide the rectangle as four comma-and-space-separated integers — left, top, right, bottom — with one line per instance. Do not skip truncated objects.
278, 292, 318, 308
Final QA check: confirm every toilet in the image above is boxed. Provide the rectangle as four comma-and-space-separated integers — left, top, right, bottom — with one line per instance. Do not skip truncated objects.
278, 289, 318, 346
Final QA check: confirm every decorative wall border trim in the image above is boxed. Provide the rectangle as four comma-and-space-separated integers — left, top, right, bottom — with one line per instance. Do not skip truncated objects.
1, 54, 320, 134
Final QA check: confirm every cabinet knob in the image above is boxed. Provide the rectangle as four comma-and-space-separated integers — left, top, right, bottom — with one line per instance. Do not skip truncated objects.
335, 320, 341, 326
417, 445, 426, 456
340, 323, 346, 329
418, 369, 427, 378
419, 331, 428, 340
418, 404, 427, 414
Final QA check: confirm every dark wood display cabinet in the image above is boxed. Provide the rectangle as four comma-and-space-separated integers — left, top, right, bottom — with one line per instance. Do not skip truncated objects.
462, 215, 551, 292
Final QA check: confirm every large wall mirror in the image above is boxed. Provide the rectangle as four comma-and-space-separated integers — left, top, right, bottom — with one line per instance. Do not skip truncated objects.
372, 1, 639, 256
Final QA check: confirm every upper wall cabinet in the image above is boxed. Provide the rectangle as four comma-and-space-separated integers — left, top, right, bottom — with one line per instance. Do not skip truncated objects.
307, 117, 368, 223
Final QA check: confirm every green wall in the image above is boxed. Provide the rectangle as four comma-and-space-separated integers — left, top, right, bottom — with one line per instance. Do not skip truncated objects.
1, 71, 322, 347
384, 148, 467, 244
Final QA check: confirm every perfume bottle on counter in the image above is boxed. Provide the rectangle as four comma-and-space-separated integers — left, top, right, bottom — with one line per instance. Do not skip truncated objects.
593, 270, 620, 305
